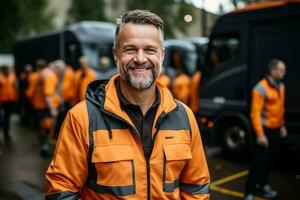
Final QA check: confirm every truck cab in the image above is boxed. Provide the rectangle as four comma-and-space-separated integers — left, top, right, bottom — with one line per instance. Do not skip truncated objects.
199, 1, 300, 157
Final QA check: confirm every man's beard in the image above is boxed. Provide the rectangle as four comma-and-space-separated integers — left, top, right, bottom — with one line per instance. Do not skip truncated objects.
125, 61, 159, 90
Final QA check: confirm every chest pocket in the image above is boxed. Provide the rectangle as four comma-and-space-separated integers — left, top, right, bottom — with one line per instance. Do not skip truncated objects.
91, 144, 136, 196
163, 143, 192, 193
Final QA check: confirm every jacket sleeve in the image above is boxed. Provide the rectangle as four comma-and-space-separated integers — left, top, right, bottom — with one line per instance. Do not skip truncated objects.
250, 90, 265, 136
180, 105, 210, 200
45, 103, 89, 199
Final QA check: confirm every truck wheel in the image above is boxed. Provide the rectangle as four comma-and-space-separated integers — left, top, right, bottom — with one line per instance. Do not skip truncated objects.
221, 123, 248, 158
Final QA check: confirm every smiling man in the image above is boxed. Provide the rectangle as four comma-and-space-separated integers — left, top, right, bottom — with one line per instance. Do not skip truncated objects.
45, 10, 210, 200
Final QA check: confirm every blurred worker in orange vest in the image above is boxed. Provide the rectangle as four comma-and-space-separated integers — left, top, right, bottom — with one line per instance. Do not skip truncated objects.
245, 59, 287, 200
0, 65, 17, 142
157, 67, 170, 88
189, 70, 202, 114
52, 60, 75, 110
170, 51, 191, 105
51, 60, 75, 138
31, 59, 60, 157
74, 56, 96, 103
25, 62, 44, 127
172, 73, 191, 105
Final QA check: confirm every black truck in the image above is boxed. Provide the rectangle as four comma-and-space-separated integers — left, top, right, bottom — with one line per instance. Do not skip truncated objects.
14, 21, 117, 79
198, 1, 300, 157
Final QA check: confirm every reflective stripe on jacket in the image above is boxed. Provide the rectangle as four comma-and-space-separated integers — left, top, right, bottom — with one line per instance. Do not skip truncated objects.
46, 75, 210, 200
250, 78, 285, 136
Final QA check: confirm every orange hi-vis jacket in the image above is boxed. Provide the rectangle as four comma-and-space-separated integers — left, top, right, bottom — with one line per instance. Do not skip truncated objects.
0, 72, 17, 103
74, 68, 96, 103
46, 75, 210, 200
61, 67, 75, 103
172, 73, 191, 105
32, 67, 60, 110
251, 78, 285, 136
25, 71, 39, 100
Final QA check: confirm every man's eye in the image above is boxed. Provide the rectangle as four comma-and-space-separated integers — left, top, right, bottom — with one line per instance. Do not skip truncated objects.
145, 49, 157, 55
123, 49, 136, 54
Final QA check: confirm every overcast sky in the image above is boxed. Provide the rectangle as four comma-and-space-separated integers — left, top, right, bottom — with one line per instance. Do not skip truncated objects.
191, 0, 236, 14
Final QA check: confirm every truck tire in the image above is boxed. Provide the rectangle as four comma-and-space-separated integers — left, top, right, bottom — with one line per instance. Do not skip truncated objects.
220, 123, 249, 159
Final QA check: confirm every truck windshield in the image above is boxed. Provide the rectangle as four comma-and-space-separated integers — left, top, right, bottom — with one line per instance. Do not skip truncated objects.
185, 50, 198, 75
82, 43, 115, 70
205, 35, 240, 72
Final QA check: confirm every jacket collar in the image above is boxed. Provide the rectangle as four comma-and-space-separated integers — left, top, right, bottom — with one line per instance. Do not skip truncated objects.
103, 75, 177, 120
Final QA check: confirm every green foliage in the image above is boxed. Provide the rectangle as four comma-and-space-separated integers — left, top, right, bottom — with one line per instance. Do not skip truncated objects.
67, 0, 107, 24
125, 0, 195, 38
0, 0, 53, 53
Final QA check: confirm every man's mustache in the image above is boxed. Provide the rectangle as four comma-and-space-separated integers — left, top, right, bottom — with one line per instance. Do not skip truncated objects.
126, 61, 154, 70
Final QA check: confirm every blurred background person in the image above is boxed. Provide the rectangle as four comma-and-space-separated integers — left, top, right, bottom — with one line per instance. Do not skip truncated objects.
51, 59, 75, 139
74, 56, 96, 103
157, 67, 170, 88
99, 56, 117, 79
171, 51, 191, 105
25, 61, 44, 127
245, 59, 287, 200
31, 59, 60, 157
99, 56, 111, 71
19, 64, 33, 126
189, 70, 202, 114
0, 65, 17, 142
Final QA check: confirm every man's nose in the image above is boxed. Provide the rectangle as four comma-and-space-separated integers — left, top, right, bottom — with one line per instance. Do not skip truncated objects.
133, 50, 147, 64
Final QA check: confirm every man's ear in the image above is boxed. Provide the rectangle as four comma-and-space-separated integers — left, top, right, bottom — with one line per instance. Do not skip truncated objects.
112, 48, 117, 63
160, 49, 165, 62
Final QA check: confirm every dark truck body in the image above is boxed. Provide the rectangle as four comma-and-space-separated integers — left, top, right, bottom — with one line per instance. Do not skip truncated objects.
14, 21, 117, 79
198, 2, 300, 157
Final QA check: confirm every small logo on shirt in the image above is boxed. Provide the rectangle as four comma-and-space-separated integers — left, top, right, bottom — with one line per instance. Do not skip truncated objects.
165, 136, 174, 139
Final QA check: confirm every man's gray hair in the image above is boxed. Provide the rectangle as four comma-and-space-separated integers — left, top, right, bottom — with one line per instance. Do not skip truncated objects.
267, 58, 284, 74
114, 10, 164, 48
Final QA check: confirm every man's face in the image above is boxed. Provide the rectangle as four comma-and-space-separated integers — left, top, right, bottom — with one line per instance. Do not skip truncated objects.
80, 59, 89, 70
113, 23, 164, 90
271, 61, 286, 81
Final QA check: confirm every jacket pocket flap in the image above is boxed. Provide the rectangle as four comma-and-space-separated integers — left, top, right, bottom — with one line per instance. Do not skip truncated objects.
163, 144, 192, 161
92, 145, 134, 163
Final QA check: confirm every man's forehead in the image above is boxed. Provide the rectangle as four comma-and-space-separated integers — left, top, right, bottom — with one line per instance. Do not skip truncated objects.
277, 62, 286, 69
120, 23, 161, 37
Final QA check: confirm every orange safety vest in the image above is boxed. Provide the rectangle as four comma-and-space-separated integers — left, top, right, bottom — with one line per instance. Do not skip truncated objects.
0, 72, 17, 103
172, 73, 191, 105
31, 68, 60, 110
26, 71, 39, 100
61, 67, 76, 103
74, 68, 96, 103
251, 78, 285, 136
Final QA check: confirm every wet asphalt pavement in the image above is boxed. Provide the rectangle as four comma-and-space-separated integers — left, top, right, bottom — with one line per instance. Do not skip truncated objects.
0, 115, 299, 199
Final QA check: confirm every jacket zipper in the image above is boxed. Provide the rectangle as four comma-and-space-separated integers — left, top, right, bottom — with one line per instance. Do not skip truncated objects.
101, 108, 176, 199
146, 158, 151, 200
146, 115, 163, 200
101, 108, 148, 196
